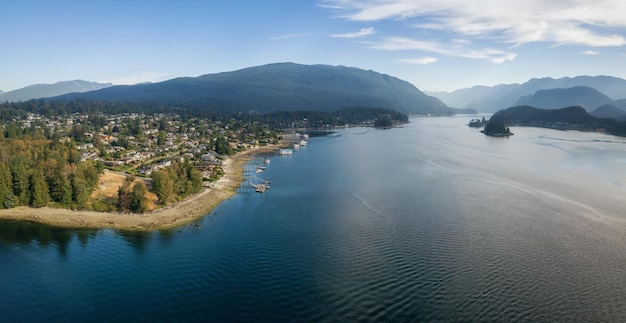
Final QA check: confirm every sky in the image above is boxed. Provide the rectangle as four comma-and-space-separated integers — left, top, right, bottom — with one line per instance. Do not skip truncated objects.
2, 0, 626, 93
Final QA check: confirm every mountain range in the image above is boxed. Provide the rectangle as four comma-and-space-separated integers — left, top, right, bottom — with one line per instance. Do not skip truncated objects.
428, 76, 626, 113
0, 80, 113, 102
50, 63, 463, 116
513, 86, 615, 111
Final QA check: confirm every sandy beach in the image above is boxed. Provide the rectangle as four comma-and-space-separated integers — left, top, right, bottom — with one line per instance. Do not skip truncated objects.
0, 146, 278, 231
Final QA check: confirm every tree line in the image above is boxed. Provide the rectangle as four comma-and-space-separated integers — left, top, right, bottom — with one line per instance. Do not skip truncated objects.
0, 136, 103, 209
150, 160, 204, 207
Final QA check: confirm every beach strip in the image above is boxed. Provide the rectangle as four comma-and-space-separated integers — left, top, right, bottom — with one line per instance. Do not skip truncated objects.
0, 146, 278, 231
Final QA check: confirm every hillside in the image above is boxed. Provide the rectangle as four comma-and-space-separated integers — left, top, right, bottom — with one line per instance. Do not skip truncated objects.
590, 104, 626, 121
0, 80, 113, 102
52, 63, 461, 116
614, 99, 626, 110
490, 106, 594, 125
487, 105, 626, 136
430, 75, 626, 112
514, 86, 614, 111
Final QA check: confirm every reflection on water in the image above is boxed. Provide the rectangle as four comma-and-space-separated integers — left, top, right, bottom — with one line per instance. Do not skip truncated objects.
0, 220, 98, 257
1, 117, 626, 321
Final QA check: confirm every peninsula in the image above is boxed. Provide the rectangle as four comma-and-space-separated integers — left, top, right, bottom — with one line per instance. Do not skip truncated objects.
487, 105, 626, 136
0, 147, 273, 231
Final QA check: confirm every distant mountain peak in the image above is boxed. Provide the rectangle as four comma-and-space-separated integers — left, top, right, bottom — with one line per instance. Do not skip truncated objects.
429, 75, 626, 112
514, 86, 614, 111
0, 80, 114, 102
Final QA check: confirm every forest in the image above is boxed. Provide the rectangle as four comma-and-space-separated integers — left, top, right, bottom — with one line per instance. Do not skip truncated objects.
489, 105, 626, 136
0, 135, 103, 210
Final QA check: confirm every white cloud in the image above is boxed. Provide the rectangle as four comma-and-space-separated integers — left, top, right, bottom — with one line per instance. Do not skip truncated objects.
330, 27, 376, 38
321, 0, 626, 47
370, 37, 516, 63
270, 33, 313, 41
398, 57, 438, 65
581, 50, 600, 55
100, 72, 170, 85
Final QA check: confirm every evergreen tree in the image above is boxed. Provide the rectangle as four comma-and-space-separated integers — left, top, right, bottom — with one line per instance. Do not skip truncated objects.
0, 163, 14, 209
70, 172, 90, 209
3, 192, 18, 209
10, 157, 30, 206
30, 167, 50, 208
129, 181, 149, 213
47, 161, 72, 204
189, 168, 204, 194
214, 136, 231, 155
151, 170, 173, 205
157, 131, 166, 146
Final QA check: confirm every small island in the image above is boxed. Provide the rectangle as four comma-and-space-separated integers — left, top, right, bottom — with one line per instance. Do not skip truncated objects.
481, 120, 513, 137
485, 105, 626, 137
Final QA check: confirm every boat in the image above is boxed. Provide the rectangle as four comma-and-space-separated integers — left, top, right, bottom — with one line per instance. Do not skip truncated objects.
279, 148, 293, 155
264, 159, 270, 164
293, 143, 300, 149
299, 139, 308, 146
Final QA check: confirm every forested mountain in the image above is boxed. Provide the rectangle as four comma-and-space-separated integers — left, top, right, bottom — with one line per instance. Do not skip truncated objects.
0, 80, 113, 102
614, 99, 626, 110
487, 105, 626, 136
514, 86, 615, 111
590, 104, 626, 121
428, 75, 626, 112
52, 63, 461, 116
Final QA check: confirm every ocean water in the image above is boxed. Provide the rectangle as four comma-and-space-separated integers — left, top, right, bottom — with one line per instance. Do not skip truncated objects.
1, 116, 626, 321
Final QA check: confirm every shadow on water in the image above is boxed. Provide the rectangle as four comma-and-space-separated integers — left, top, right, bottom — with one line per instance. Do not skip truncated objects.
115, 230, 152, 252
0, 220, 98, 257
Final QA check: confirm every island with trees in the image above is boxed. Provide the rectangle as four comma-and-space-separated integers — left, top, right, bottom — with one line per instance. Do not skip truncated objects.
485, 105, 626, 137
481, 120, 513, 137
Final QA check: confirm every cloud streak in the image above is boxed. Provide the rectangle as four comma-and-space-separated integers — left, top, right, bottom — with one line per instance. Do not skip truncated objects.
398, 57, 438, 65
330, 27, 376, 38
321, 0, 626, 64
370, 37, 516, 63
322, 0, 626, 47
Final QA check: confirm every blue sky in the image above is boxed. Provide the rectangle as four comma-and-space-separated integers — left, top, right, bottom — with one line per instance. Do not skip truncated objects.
2, 0, 626, 92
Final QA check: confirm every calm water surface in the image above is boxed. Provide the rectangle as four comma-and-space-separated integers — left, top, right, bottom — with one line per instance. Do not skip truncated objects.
2, 116, 626, 322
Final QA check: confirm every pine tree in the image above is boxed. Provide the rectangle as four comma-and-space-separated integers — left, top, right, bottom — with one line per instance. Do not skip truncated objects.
70, 171, 90, 209
0, 163, 14, 209
47, 161, 72, 205
10, 157, 30, 206
30, 167, 50, 208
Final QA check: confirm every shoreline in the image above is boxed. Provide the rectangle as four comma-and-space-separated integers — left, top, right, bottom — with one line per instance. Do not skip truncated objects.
0, 146, 279, 231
